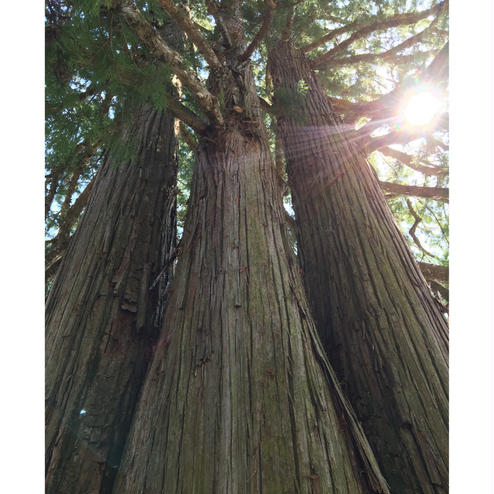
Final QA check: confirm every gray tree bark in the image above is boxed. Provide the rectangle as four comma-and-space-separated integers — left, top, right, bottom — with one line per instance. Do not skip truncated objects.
45, 103, 177, 494
269, 41, 448, 494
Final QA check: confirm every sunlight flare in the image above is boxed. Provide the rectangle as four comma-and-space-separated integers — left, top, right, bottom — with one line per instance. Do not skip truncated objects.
403, 90, 441, 126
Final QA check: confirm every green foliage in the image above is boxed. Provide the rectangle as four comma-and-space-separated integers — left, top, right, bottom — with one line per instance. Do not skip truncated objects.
46, 0, 449, 278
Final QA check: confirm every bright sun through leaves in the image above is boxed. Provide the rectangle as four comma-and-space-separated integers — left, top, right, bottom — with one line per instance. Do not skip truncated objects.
403, 90, 442, 126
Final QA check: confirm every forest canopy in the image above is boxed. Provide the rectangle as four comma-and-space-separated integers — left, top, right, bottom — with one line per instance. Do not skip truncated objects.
45, 0, 449, 307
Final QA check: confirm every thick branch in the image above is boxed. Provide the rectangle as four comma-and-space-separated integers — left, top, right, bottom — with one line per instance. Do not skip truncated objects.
365, 128, 426, 154
321, 31, 437, 69
418, 261, 449, 283
303, 1, 447, 54
281, 3, 296, 41
239, 0, 276, 62
45, 142, 99, 216
259, 96, 274, 114
429, 280, 449, 307
311, 0, 447, 68
119, 1, 224, 126
328, 42, 449, 124
160, 0, 221, 68
380, 181, 448, 202
46, 175, 96, 268
379, 147, 447, 177
166, 96, 209, 134
179, 121, 198, 152
324, 7, 444, 69
45, 256, 63, 285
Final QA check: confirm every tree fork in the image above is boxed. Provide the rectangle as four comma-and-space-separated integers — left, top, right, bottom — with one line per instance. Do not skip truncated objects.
112, 9, 388, 491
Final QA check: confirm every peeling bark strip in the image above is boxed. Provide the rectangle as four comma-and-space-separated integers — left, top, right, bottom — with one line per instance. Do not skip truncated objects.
113, 127, 388, 494
45, 103, 177, 494
269, 41, 448, 494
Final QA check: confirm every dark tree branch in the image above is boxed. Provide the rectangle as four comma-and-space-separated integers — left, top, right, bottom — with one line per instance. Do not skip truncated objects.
406, 198, 438, 259
46, 174, 96, 269
118, 0, 224, 125
239, 0, 276, 62
302, 1, 447, 54
179, 121, 198, 152
45, 142, 99, 216
379, 147, 447, 177
166, 96, 209, 134
258, 96, 274, 114
314, 22, 441, 70
418, 261, 448, 283
328, 41, 449, 125
281, 3, 297, 41
160, 0, 221, 69
365, 128, 427, 154
380, 181, 449, 202
311, 0, 447, 68
321, 35, 436, 69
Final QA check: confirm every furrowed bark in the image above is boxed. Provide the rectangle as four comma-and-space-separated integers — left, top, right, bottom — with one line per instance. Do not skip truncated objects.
113, 13, 388, 490
45, 103, 177, 494
113, 125, 389, 494
269, 41, 448, 494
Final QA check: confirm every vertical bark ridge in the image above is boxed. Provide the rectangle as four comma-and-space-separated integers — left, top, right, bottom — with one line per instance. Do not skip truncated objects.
113, 127, 389, 494
45, 103, 177, 494
269, 41, 448, 494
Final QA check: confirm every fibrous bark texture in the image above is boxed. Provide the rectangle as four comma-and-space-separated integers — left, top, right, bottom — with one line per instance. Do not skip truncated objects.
45, 103, 177, 494
113, 123, 388, 493
269, 41, 448, 494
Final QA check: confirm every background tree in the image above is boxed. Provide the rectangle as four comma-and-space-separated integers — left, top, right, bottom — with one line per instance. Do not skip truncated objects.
269, 36, 448, 494
45, 4, 181, 491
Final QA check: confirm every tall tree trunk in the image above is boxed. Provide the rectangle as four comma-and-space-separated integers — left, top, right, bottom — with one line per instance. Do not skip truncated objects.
269, 41, 448, 494
113, 125, 388, 494
45, 103, 177, 494
112, 31, 388, 491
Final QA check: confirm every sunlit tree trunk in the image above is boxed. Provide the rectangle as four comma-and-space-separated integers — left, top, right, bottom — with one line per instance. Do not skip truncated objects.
45, 103, 177, 493
269, 41, 448, 494
112, 9, 388, 492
